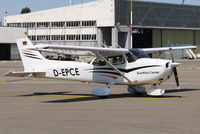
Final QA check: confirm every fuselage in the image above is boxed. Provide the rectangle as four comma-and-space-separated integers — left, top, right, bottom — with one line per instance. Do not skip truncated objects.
39, 58, 173, 86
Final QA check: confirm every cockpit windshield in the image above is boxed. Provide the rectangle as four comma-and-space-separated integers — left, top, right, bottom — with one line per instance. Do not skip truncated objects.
129, 49, 150, 59
126, 49, 149, 63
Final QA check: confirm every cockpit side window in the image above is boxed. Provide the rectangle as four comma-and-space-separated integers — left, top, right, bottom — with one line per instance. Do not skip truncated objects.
126, 52, 137, 63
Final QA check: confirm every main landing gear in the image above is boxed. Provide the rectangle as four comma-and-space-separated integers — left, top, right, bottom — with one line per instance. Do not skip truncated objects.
92, 83, 113, 99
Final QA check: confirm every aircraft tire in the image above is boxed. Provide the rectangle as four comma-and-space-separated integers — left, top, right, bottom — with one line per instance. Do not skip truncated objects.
98, 96, 108, 99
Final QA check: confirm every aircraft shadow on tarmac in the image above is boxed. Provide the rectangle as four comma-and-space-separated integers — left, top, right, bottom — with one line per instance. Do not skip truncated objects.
16, 88, 200, 103
164, 88, 199, 93
19, 92, 71, 97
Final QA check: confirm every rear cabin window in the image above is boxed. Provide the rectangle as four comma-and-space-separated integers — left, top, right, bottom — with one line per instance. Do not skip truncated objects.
107, 55, 124, 65
93, 59, 106, 66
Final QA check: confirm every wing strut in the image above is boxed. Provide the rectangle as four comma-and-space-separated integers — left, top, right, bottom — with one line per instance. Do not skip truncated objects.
96, 52, 132, 83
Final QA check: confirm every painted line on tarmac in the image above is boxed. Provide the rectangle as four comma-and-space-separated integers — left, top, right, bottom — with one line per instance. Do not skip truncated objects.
6, 81, 82, 84
0, 80, 86, 84
0, 95, 19, 97
125, 97, 200, 101
0, 79, 36, 84
179, 68, 200, 70
181, 74, 200, 77
163, 82, 200, 86
0, 94, 200, 101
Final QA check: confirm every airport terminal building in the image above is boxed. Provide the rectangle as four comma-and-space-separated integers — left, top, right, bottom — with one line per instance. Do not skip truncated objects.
2, 0, 200, 60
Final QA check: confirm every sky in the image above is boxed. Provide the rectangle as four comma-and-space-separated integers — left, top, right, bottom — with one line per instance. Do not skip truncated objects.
1, 0, 200, 23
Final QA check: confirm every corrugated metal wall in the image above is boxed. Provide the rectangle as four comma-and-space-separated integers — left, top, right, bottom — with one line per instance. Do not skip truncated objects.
153, 29, 200, 53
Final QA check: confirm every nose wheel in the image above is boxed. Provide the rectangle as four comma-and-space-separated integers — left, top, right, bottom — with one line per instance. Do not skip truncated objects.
147, 80, 165, 96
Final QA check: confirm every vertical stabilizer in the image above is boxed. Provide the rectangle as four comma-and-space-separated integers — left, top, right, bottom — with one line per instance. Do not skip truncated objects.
16, 37, 46, 72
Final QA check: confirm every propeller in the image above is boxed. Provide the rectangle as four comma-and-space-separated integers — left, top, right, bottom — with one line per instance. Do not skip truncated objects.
169, 48, 180, 89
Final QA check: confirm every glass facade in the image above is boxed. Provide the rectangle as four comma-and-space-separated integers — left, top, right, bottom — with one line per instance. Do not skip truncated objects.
7, 20, 96, 28
7, 20, 97, 41
28, 34, 96, 41
115, 0, 200, 28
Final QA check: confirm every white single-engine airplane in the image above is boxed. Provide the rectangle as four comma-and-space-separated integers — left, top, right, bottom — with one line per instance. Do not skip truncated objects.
5, 38, 196, 97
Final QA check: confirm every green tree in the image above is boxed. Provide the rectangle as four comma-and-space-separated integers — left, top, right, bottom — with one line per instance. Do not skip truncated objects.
21, 7, 31, 14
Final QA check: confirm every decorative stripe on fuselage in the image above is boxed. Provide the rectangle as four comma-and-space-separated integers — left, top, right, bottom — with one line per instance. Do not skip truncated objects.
24, 55, 43, 60
89, 65, 161, 74
23, 52, 37, 57
91, 71, 121, 76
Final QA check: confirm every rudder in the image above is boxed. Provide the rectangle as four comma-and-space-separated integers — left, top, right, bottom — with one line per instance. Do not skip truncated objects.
16, 37, 46, 72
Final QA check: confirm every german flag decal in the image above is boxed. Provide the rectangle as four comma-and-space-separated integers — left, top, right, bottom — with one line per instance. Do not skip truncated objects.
23, 41, 27, 45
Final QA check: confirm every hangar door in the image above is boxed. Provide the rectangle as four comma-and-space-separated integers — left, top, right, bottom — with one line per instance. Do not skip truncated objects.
132, 29, 152, 48
0, 44, 10, 60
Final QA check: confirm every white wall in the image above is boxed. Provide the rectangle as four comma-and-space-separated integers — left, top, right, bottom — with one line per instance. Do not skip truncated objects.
5, 0, 115, 27
0, 27, 27, 43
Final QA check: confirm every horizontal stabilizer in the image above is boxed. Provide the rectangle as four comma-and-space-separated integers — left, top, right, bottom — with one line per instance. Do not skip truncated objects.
5, 70, 45, 77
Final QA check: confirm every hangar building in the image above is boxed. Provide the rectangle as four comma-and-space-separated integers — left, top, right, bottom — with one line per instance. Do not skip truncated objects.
2, 0, 200, 60
0, 27, 27, 60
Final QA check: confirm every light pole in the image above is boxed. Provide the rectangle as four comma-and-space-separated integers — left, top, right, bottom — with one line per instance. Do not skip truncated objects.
70, 0, 73, 5
182, 0, 185, 5
130, 0, 133, 48
4, 11, 8, 26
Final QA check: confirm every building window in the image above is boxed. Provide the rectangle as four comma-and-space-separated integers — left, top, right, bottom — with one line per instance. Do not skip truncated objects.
82, 34, 96, 40
7, 23, 21, 27
51, 35, 65, 40
65, 35, 80, 40
28, 35, 36, 41
51, 22, 65, 27
37, 35, 50, 40
37, 22, 50, 28
66, 21, 81, 27
82, 21, 96, 27
22, 23, 36, 28
92, 34, 96, 40
66, 35, 75, 40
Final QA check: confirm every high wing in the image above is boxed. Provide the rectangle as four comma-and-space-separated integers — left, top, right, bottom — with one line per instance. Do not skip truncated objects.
141, 46, 197, 59
141, 46, 197, 53
28, 44, 129, 57
30, 44, 196, 56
